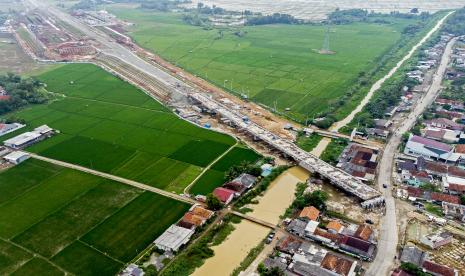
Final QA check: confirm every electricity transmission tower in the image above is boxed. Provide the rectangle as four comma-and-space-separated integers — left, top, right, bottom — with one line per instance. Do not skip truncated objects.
322, 25, 330, 53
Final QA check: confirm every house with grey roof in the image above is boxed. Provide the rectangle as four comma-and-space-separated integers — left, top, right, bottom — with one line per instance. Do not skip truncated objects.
400, 246, 428, 266
404, 135, 458, 163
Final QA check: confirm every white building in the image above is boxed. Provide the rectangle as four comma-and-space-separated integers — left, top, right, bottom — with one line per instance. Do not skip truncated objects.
443, 175, 465, 195
154, 225, 194, 252
3, 125, 54, 149
420, 232, 453, 249
0, 123, 25, 137
3, 151, 30, 165
120, 264, 144, 276
304, 220, 319, 237
404, 135, 458, 163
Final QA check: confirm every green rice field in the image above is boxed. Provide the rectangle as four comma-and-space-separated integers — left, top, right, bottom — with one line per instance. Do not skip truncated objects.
189, 146, 261, 195
2, 63, 259, 194
108, 7, 427, 120
0, 159, 190, 275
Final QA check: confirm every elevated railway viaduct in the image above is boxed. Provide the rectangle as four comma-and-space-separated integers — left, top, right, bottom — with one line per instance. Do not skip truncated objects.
91, 51, 385, 208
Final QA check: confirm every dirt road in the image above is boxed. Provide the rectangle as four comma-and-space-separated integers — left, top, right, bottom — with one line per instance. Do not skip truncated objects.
28, 153, 198, 205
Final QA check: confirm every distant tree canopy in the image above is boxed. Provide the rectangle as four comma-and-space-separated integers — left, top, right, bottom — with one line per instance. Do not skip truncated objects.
246, 13, 302, 26
0, 73, 48, 116
443, 7, 465, 35
328, 8, 369, 24
0, 12, 8, 26
327, 8, 430, 25
140, 0, 188, 11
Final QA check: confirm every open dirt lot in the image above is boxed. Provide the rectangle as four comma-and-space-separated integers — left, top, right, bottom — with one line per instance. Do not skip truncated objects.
187, 0, 465, 20
0, 34, 49, 75
405, 219, 465, 275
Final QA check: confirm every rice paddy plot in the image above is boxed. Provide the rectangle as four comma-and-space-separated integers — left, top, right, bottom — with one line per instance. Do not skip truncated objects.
190, 146, 262, 195
108, 7, 422, 119
1, 63, 250, 193
0, 159, 189, 275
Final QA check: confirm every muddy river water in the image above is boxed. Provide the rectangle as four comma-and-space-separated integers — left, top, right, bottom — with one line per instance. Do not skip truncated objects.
192, 167, 309, 276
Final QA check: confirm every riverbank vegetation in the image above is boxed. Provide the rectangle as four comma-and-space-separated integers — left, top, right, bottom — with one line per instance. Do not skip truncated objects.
283, 182, 329, 217
160, 214, 241, 276
231, 238, 266, 276
233, 166, 289, 211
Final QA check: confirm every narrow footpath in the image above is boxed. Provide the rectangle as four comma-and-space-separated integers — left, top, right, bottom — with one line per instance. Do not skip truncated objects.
28, 153, 198, 205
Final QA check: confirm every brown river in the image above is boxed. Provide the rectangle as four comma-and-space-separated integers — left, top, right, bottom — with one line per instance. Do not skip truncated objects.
192, 167, 309, 276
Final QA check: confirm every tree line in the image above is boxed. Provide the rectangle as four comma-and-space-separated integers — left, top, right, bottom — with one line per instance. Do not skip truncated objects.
0, 73, 49, 116
442, 7, 465, 36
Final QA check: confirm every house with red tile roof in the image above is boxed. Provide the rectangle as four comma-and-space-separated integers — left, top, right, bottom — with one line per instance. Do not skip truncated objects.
189, 205, 214, 220
337, 143, 379, 182
422, 260, 457, 276
353, 224, 374, 241
425, 118, 464, 131
320, 253, 357, 276
327, 220, 344, 234
181, 213, 205, 227
299, 206, 320, 221
339, 235, 376, 261
443, 175, 465, 195
0, 95, 10, 101
213, 187, 235, 205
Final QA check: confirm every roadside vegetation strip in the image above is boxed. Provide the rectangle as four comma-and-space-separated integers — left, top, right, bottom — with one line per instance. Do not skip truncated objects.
231, 238, 266, 276
0, 159, 190, 275
332, 11, 453, 132
233, 166, 290, 211
110, 7, 437, 121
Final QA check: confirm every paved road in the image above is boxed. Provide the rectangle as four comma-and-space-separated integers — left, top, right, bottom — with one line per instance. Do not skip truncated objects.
29, 153, 198, 205
366, 37, 458, 276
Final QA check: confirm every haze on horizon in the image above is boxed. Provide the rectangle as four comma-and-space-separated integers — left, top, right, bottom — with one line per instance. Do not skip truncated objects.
186, 0, 465, 20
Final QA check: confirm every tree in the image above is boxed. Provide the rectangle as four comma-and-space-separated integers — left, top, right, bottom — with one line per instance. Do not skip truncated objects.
225, 161, 261, 181
303, 190, 329, 211
420, 183, 440, 193
258, 263, 285, 276
400, 262, 430, 276
292, 189, 329, 211
206, 193, 223, 210
460, 194, 465, 205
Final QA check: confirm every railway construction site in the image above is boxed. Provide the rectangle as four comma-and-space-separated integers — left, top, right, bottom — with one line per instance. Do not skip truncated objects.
11, 2, 386, 209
